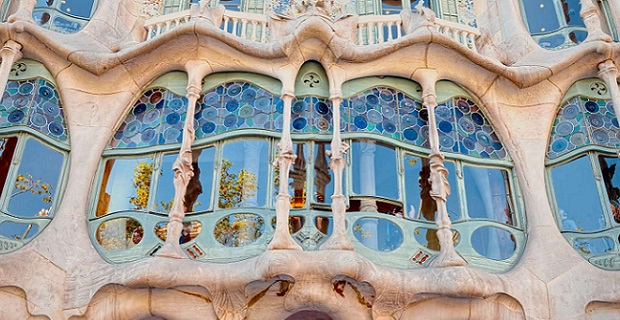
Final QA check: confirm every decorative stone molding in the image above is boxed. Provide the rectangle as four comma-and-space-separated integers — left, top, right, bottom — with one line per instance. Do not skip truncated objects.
581, 0, 613, 43
0, 40, 22, 96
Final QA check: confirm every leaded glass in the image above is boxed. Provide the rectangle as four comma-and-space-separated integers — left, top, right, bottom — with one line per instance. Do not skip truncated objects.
548, 97, 619, 158
345, 87, 401, 140
451, 98, 507, 159
0, 79, 68, 142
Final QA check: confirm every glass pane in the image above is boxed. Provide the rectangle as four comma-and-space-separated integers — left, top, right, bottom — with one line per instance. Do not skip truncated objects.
96, 157, 154, 216
552, 157, 606, 231
219, 140, 269, 208
353, 217, 403, 251
471, 226, 516, 260
313, 142, 337, 204
0, 137, 18, 197
96, 218, 143, 250
404, 154, 460, 221
59, 0, 95, 19
522, 0, 560, 34
0, 221, 39, 240
270, 216, 305, 234
154, 220, 202, 244
598, 156, 620, 224
315, 216, 332, 235
274, 143, 307, 208
464, 166, 515, 225
382, 0, 401, 14
352, 141, 398, 200
219, 0, 241, 11
563, 0, 584, 27
155, 147, 215, 213
214, 213, 265, 247
573, 237, 614, 256
414, 227, 460, 251
8, 139, 63, 218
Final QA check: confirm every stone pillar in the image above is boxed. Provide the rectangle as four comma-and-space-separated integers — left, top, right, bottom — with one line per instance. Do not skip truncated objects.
581, 0, 612, 42
598, 61, 620, 126
0, 40, 22, 98
416, 69, 466, 267
157, 61, 209, 259
268, 91, 302, 250
320, 93, 354, 250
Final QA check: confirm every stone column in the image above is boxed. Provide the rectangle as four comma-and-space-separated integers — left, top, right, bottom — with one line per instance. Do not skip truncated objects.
598, 61, 620, 126
581, 0, 613, 42
268, 91, 302, 250
0, 40, 22, 97
416, 69, 466, 267
320, 93, 354, 250
157, 61, 209, 258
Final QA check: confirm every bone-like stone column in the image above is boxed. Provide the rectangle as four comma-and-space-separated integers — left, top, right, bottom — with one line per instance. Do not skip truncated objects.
581, 0, 613, 42
6, 0, 35, 23
157, 62, 209, 258
599, 60, 620, 130
417, 70, 466, 267
320, 93, 354, 251
0, 40, 22, 96
268, 91, 302, 250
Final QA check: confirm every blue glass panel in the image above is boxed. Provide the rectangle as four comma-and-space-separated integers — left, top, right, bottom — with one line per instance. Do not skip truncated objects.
96, 157, 154, 216
452, 98, 506, 159
217, 82, 274, 133
522, 0, 560, 34
53, 17, 82, 33
464, 166, 515, 225
573, 237, 614, 256
8, 138, 63, 218
551, 156, 606, 231
0, 221, 39, 240
352, 141, 398, 200
353, 217, 403, 251
538, 33, 566, 49
346, 87, 401, 140
404, 154, 460, 221
563, 0, 584, 27
59, 0, 95, 19
219, 140, 269, 208
471, 226, 516, 260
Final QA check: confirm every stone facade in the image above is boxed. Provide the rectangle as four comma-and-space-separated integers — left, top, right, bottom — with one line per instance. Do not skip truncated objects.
0, 0, 619, 319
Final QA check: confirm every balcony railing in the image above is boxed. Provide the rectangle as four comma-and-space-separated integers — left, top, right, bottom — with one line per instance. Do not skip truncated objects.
143, 9, 480, 51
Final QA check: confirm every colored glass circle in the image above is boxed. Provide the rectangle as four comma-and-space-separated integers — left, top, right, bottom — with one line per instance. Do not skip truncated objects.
223, 115, 238, 128
141, 128, 156, 142
366, 94, 379, 105
551, 139, 568, 152
585, 101, 599, 113
133, 103, 147, 115
476, 131, 493, 147
166, 113, 180, 125
292, 100, 306, 113
202, 122, 216, 134
435, 105, 451, 119
241, 88, 257, 101
292, 117, 307, 130
401, 114, 416, 128
563, 104, 579, 119
203, 92, 220, 105
149, 91, 163, 104
353, 116, 367, 129
438, 121, 453, 133
226, 84, 242, 96
471, 112, 484, 125
458, 117, 475, 134
315, 102, 329, 115
18, 82, 34, 95
403, 128, 418, 141
592, 130, 610, 144
38, 86, 53, 99
462, 137, 476, 150
226, 100, 240, 112
555, 121, 574, 136
383, 121, 396, 133
31, 113, 47, 126
239, 106, 254, 118
588, 114, 604, 128
367, 109, 383, 124
7, 110, 25, 123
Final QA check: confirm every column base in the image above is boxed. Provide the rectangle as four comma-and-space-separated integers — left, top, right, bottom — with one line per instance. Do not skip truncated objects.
155, 243, 190, 259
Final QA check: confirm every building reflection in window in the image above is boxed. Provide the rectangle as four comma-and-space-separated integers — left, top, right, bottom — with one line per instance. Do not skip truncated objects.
463, 166, 515, 225
313, 142, 334, 205
551, 156, 606, 231
599, 155, 620, 224
352, 140, 398, 201
219, 140, 268, 208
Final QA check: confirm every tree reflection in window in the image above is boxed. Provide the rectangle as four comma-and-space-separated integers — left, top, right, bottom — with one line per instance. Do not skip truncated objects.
8, 138, 62, 218
219, 140, 268, 208
599, 156, 620, 224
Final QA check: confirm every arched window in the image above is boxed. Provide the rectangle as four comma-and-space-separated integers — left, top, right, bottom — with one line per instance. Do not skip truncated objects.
547, 78, 620, 270
32, 0, 98, 33
520, 0, 617, 48
0, 60, 69, 253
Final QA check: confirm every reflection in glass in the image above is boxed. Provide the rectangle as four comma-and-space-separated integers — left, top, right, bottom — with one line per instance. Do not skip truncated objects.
313, 142, 333, 204
0, 137, 18, 197
352, 141, 398, 200
274, 143, 307, 208
96, 218, 143, 251
96, 157, 154, 216
59, 0, 96, 19
8, 138, 62, 218
0, 222, 39, 240
552, 157, 606, 231
315, 216, 332, 235
599, 156, 620, 224
381, 0, 401, 14
522, 0, 560, 34
404, 154, 460, 221
414, 227, 459, 251
464, 166, 515, 225
154, 220, 202, 244
156, 147, 215, 213
573, 237, 614, 256
214, 213, 265, 247
219, 140, 268, 208
270, 216, 305, 234
352, 217, 403, 251
471, 226, 516, 260
219, 0, 241, 11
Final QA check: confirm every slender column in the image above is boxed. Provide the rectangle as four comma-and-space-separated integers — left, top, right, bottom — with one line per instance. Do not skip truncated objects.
0, 41, 22, 97
598, 61, 620, 126
268, 91, 302, 250
156, 84, 201, 258
417, 70, 466, 267
581, 0, 612, 42
320, 94, 354, 250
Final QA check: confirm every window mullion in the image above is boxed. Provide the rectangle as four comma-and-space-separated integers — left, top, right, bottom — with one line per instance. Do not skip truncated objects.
148, 152, 163, 212
213, 140, 224, 210
0, 134, 24, 213
455, 160, 468, 221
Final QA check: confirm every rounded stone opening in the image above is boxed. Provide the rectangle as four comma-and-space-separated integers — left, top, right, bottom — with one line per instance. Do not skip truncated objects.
285, 310, 334, 320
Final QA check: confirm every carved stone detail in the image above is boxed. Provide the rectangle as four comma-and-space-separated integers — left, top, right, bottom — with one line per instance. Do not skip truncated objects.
0, 40, 23, 96
581, 0, 613, 43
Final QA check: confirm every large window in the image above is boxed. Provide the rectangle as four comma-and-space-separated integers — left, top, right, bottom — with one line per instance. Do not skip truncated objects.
547, 79, 620, 270
32, 0, 98, 33
0, 61, 69, 254
521, 0, 617, 49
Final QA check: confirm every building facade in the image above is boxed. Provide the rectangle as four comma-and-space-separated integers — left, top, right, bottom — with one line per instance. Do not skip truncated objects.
0, 0, 619, 319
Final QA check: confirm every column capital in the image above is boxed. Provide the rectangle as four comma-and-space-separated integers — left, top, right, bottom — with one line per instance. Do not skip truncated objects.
281, 90, 295, 101
186, 85, 202, 99
598, 60, 618, 80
